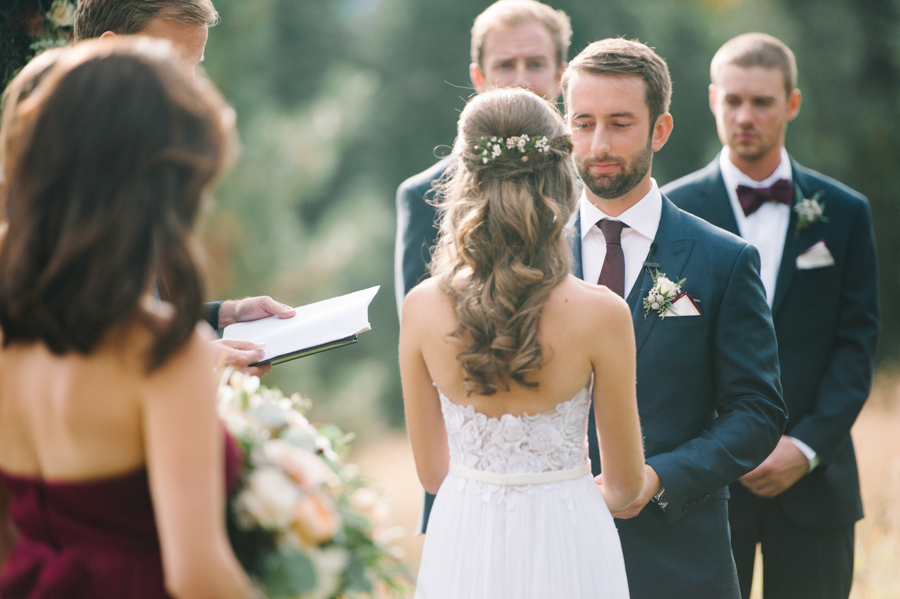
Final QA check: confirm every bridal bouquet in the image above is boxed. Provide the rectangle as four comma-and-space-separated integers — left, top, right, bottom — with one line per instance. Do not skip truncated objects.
217, 369, 409, 599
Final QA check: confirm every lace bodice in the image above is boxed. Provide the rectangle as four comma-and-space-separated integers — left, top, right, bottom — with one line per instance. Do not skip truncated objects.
439, 387, 591, 475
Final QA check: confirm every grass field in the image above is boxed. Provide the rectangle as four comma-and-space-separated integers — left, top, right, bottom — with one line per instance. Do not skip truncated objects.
352, 373, 900, 597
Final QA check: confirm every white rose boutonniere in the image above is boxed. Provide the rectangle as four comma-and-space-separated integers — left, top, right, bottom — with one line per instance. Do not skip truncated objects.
793, 185, 828, 236
642, 270, 687, 320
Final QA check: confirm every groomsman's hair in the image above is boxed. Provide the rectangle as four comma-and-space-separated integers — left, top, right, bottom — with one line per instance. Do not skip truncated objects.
561, 39, 672, 127
710, 33, 797, 96
74, 0, 219, 42
471, 0, 572, 69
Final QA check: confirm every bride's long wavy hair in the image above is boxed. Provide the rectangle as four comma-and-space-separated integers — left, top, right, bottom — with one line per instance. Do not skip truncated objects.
430, 88, 576, 396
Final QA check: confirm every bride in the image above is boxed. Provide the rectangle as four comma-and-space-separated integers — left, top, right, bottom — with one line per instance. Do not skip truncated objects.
400, 88, 645, 598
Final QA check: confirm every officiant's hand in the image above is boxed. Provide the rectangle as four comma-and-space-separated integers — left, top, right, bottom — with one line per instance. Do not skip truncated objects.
211, 338, 271, 376
212, 296, 295, 376
597, 464, 662, 519
739, 435, 808, 498
216, 296, 295, 328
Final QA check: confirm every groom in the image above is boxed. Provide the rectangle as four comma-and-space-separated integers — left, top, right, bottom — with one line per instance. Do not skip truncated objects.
564, 39, 787, 599
662, 33, 879, 599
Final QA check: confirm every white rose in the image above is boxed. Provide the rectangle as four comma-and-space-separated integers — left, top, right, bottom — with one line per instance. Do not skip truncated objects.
562, 404, 587, 439
506, 452, 539, 474
47, 0, 75, 27
237, 467, 299, 529
308, 547, 349, 599
459, 420, 482, 453
242, 375, 260, 394
656, 277, 677, 297
527, 422, 564, 454
499, 415, 528, 444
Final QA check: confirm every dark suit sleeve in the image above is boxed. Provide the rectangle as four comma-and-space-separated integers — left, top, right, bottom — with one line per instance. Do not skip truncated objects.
394, 179, 439, 313
788, 202, 879, 464
648, 245, 787, 523
203, 301, 221, 330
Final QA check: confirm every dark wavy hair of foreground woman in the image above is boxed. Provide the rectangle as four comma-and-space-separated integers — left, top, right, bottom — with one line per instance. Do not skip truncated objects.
430, 88, 576, 396
0, 38, 235, 371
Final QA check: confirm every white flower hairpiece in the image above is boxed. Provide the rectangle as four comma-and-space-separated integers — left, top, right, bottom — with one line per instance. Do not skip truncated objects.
474, 135, 551, 164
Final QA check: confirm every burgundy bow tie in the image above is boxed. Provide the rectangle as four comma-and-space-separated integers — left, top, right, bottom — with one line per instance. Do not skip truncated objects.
736, 179, 793, 216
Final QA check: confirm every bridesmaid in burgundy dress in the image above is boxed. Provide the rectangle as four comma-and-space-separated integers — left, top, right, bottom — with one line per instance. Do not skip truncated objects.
0, 38, 253, 598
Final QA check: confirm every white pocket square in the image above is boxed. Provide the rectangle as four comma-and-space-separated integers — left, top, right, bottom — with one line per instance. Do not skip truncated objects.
796, 240, 834, 270
667, 293, 702, 317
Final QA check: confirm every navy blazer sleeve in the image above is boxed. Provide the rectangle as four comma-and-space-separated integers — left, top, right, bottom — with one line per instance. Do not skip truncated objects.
203, 301, 221, 330
393, 157, 454, 316
394, 179, 439, 311
788, 200, 879, 463
647, 244, 787, 523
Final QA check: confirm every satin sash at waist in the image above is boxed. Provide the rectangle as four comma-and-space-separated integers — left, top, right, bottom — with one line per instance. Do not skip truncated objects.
448, 462, 591, 486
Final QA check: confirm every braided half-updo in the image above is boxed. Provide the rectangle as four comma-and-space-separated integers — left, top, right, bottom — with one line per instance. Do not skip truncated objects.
430, 88, 576, 396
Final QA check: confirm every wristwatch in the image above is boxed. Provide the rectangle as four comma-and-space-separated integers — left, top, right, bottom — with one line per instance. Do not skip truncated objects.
652, 486, 668, 511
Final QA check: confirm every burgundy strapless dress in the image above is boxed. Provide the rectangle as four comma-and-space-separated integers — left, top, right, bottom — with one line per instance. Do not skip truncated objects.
0, 431, 241, 599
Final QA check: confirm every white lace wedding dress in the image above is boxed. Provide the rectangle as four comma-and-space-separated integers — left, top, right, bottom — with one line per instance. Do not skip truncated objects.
414, 386, 630, 599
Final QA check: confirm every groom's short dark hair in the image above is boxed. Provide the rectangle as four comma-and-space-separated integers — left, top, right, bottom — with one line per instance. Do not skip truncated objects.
75, 0, 219, 42
562, 39, 672, 127
711, 33, 797, 96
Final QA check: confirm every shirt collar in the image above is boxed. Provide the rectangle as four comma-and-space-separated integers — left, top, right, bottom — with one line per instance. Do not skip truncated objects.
579, 179, 662, 242
719, 146, 793, 192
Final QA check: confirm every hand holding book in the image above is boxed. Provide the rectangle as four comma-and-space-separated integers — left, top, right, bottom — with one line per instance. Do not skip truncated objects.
223, 286, 379, 366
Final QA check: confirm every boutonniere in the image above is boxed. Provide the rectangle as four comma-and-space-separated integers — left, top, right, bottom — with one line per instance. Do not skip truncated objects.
793, 185, 828, 236
643, 271, 687, 319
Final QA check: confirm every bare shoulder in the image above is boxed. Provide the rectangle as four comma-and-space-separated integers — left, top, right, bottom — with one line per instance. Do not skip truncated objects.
401, 277, 454, 327
546, 275, 632, 328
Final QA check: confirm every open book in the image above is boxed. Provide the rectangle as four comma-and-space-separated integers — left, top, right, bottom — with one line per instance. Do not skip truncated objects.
223, 286, 379, 366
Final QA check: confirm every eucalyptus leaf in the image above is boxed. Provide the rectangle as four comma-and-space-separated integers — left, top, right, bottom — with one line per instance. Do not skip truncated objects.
259, 546, 317, 597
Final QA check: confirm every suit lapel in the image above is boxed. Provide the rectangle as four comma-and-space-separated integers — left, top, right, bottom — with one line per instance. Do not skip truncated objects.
628, 198, 695, 355
771, 158, 818, 317
699, 158, 741, 237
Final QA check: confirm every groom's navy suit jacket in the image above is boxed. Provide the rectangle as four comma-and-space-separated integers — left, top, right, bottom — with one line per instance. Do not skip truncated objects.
662, 157, 879, 532
573, 196, 787, 599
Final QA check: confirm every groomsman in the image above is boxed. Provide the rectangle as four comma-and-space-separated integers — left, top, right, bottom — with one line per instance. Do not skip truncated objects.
393, 0, 572, 532
75, 0, 296, 372
394, 0, 572, 309
662, 33, 879, 599
564, 39, 787, 599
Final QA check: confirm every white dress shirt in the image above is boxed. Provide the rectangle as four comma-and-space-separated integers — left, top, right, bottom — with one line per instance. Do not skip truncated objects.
579, 179, 662, 299
720, 147, 819, 471
719, 147, 792, 307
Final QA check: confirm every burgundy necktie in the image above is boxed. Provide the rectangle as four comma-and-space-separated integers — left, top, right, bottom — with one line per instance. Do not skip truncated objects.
736, 179, 793, 216
597, 219, 627, 298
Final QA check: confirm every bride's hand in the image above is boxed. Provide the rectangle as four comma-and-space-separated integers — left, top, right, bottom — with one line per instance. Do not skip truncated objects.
596, 465, 661, 519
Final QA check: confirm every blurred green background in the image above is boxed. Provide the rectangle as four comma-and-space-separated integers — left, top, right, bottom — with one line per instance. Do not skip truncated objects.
4, 0, 899, 435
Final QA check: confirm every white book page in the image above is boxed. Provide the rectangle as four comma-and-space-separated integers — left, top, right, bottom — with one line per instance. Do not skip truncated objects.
222, 286, 379, 362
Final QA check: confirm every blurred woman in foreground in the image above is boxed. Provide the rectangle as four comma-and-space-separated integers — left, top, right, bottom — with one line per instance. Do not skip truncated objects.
0, 38, 253, 598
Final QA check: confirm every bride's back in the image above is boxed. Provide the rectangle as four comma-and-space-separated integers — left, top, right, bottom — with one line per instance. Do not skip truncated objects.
412, 274, 623, 418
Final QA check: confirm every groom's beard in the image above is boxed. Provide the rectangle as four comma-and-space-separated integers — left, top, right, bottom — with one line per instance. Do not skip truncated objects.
577, 136, 653, 200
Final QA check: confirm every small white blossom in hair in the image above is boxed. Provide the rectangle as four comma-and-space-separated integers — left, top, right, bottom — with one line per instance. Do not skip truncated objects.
474, 135, 552, 165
